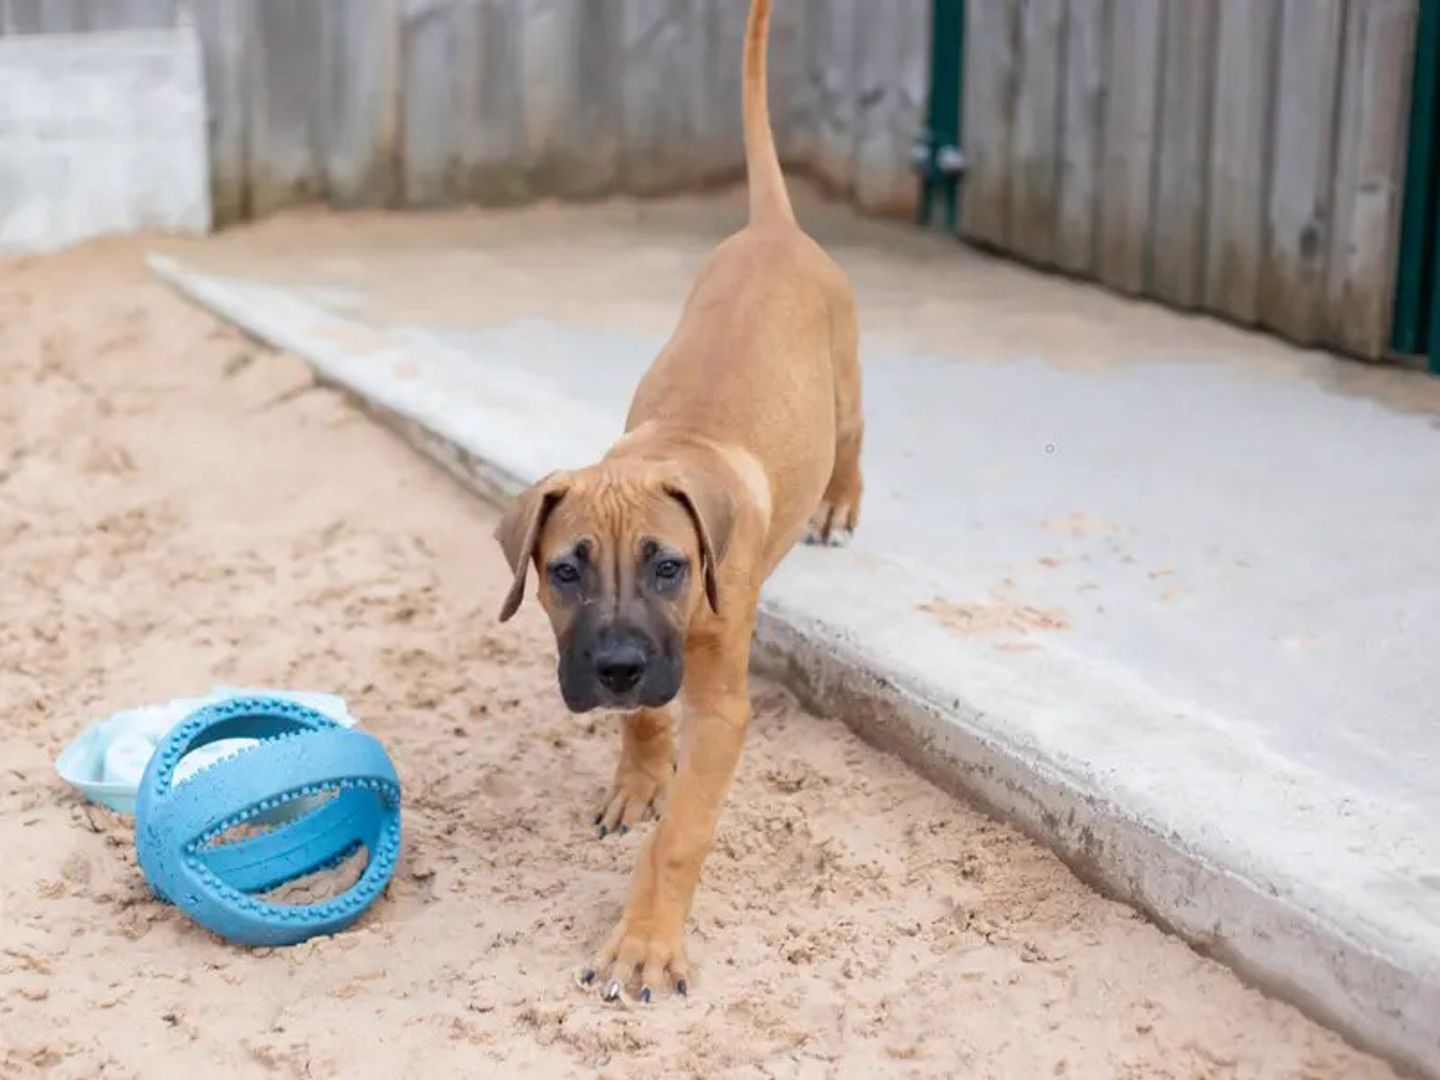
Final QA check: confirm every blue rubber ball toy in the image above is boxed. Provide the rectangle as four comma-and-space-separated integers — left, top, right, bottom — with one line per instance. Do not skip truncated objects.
134, 696, 401, 947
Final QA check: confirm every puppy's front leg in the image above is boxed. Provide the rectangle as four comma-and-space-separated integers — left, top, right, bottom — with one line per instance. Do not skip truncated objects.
595, 707, 674, 837
585, 617, 753, 1002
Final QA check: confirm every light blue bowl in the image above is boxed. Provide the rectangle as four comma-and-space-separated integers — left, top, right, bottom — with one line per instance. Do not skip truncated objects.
56, 688, 356, 815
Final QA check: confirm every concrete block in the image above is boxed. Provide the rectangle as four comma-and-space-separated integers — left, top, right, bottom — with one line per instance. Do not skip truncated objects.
0, 26, 210, 252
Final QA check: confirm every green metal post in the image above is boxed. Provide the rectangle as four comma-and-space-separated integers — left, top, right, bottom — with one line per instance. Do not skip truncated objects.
1393, 0, 1440, 365
917, 0, 965, 230
947, 0, 965, 231
1430, 182, 1440, 374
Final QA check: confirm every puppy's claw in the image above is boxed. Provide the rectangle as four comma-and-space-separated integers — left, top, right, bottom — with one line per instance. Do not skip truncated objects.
596, 824, 608, 840
676, 979, 688, 998
618, 824, 629, 836
578, 967, 596, 986
639, 986, 653, 1004
804, 522, 854, 548
602, 979, 624, 1002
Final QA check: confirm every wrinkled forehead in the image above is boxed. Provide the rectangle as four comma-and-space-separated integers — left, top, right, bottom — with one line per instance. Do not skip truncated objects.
540, 480, 696, 558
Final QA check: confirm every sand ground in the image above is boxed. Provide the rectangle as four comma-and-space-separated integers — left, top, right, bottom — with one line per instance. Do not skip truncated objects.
0, 229, 1396, 1079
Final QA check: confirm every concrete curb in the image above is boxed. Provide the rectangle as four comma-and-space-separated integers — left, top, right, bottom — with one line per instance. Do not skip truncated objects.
148, 253, 1439, 1079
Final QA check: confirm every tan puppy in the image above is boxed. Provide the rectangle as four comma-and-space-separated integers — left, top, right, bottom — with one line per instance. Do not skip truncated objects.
494, 0, 862, 1002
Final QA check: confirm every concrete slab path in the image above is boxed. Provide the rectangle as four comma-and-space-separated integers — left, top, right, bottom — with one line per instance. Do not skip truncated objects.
148, 195, 1440, 1076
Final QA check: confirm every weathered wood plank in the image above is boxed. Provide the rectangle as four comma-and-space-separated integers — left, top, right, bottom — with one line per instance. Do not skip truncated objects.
399, 0, 459, 206
777, 0, 824, 168
1203, 0, 1280, 323
3, 0, 88, 33
319, 0, 399, 208
811, 0, 859, 194
1097, 0, 1163, 294
191, 0, 251, 225
1009, 0, 1065, 265
87, 0, 176, 30
851, 0, 926, 216
1149, 0, 1217, 309
647, 0, 712, 187
518, 0, 586, 192
247, 0, 326, 214
1325, 0, 1418, 357
960, 0, 1020, 247
1055, 0, 1107, 274
769, 0, 811, 165
620, 0, 699, 193
562, 0, 625, 195
1259, 0, 1345, 345
692, 0, 747, 184
0, 0, 1159, 230
414, 0, 593, 205
454, 0, 527, 202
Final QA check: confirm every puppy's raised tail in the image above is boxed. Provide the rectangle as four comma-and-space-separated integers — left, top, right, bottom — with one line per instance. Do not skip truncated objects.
743, 0, 795, 227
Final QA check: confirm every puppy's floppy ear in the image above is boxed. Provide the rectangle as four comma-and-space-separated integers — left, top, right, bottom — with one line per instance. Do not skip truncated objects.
663, 467, 734, 614
494, 471, 572, 622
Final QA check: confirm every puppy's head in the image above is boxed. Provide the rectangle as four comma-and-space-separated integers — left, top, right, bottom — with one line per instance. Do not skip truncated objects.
494, 462, 733, 713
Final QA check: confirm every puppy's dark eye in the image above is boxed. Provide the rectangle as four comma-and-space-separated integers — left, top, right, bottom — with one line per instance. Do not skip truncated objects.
549, 563, 580, 585
654, 559, 685, 582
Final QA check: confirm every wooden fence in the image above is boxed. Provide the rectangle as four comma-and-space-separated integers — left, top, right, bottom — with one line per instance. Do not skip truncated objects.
959, 0, 1419, 359
4, 1, 1424, 362
0, 0, 929, 225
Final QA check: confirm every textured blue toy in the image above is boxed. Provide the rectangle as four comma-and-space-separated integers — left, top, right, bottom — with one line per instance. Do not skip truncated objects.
134, 696, 401, 947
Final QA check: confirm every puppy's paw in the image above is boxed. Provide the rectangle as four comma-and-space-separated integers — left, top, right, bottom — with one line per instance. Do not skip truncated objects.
580, 914, 690, 1005
594, 760, 671, 839
804, 498, 858, 547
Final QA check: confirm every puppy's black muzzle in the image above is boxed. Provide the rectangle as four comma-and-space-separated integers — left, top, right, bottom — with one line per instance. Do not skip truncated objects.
558, 619, 682, 713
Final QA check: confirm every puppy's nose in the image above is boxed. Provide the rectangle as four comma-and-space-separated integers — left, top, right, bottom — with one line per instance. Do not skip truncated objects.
595, 642, 647, 694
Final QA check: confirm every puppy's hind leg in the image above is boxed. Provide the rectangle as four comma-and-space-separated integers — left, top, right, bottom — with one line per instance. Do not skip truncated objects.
807, 301, 863, 546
